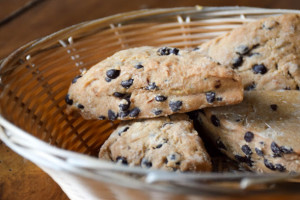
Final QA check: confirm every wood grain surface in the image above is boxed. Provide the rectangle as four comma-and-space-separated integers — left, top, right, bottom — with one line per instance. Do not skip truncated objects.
1, 0, 300, 200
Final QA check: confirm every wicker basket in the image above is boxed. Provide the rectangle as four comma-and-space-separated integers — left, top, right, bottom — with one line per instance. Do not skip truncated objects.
1, 6, 300, 200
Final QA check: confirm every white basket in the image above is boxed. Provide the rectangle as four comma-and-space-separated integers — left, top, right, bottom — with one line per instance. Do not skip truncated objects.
1, 6, 300, 200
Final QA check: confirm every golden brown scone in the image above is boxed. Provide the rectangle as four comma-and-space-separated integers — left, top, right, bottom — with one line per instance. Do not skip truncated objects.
198, 14, 300, 91
66, 46, 243, 120
99, 114, 212, 172
197, 91, 300, 173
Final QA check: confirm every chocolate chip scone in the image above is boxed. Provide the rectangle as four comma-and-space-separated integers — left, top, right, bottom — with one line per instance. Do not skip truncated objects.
99, 114, 212, 172
197, 91, 300, 173
198, 14, 300, 90
66, 46, 243, 120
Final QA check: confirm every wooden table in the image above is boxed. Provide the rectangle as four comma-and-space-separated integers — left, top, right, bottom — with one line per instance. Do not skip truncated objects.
1, 1, 300, 199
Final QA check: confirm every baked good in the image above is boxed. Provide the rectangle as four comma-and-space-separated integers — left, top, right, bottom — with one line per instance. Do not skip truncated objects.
197, 14, 300, 90
99, 114, 212, 172
66, 46, 243, 120
197, 90, 300, 173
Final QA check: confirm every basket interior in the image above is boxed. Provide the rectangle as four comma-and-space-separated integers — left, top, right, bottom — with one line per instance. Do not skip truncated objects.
0, 7, 296, 159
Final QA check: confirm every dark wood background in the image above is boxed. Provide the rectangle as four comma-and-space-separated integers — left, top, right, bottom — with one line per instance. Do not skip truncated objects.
1, 0, 300, 199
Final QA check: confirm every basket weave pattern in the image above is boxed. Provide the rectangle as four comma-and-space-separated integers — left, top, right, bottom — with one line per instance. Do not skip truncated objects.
1, 6, 300, 200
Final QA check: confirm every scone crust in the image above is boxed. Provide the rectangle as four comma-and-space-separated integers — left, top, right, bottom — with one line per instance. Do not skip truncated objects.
99, 114, 212, 172
66, 46, 243, 120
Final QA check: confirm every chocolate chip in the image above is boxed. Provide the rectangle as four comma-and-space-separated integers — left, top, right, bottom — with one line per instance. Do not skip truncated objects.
118, 126, 129, 136
244, 131, 254, 142
141, 158, 152, 168
235, 155, 253, 167
206, 92, 216, 103
153, 109, 162, 116
271, 142, 281, 156
108, 110, 118, 120
105, 77, 111, 82
121, 79, 134, 89
264, 159, 275, 170
211, 115, 220, 127
280, 146, 293, 154
216, 138, 227, 150
116, 156, 128, 165
145, 82, 158, 90
252, 64, 267, 74
65, 94, 73, 105
216, 97, 223, 101
77, 104, 84, 109
72, 75, 82, 84
255, 148, 264, 157
193, 47, 200, 51
119, 99, 130, 111
113, 92, 126, 98
248, 52, 260, 57
284, 87, 291, 90
232, 56, 243, 69
275, 164, 286, 172
155, 95, 167, 102
270, 104, 278, 111
98, 115, 106, 120
135, 64, 144, 69
129, 107, 140, 117
175, 162, 181, 165
157, 47, 179, 56
106, 69, 120, 79
242, 145, 252, 156
162, 122, 173, 128
119, 110, 129, 118
169, 101, 182, 112
245, 82, 256, 91
156, 144, 163, 149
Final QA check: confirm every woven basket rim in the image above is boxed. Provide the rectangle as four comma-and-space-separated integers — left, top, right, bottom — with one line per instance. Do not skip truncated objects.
1, 6, 300, 196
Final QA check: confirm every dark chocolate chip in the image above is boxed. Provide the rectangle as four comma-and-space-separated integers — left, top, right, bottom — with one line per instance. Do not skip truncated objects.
119, 100, 130, 111
77, 104, 84, 109
121, 79, 134, 89
275, 164, 286, 172
106, 69, 120, 79
145, 82, 158, 90
72, 75, 82, 84
65, 94, 73, 105
129, 107, 140, 117
157, 47, 179, 56
245, 82, 256, 91
232, 56, 243, 69
270, 104, 278, 111
153, 109, 162, 116
242, 145, 252, 156
193, 47, 200, 51
105, 77, 112, 82
252, 64, 268, 74
216, 138, 227, 150
248, 52, 260, 57
116, 156, 128, 165
244, 131, 254, 142
119, 110, 129, 118
216, 97, 223, 101
98, 115, 106, 120
118, 126, 129, 136
296, 85, 300, 90
271, 142, 281, 156
175, 162, 181, 165
108, 110, 118, 120
214, 80, 221, 89
135, 64, 144, 69
156, 144, 163, 149
264, 159, 276, 170
235, 155, 253, 167
280, 146, 293, 154
206, 92, 216, 103
169, 101, 182, 112
113, 92, 126, 98
211, 115, 220, 127
284, 87, 291, 90
141, 158, 152, 168
155, 95, 167, 102
169, 154, 177, 160
255, 148, 264, 157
